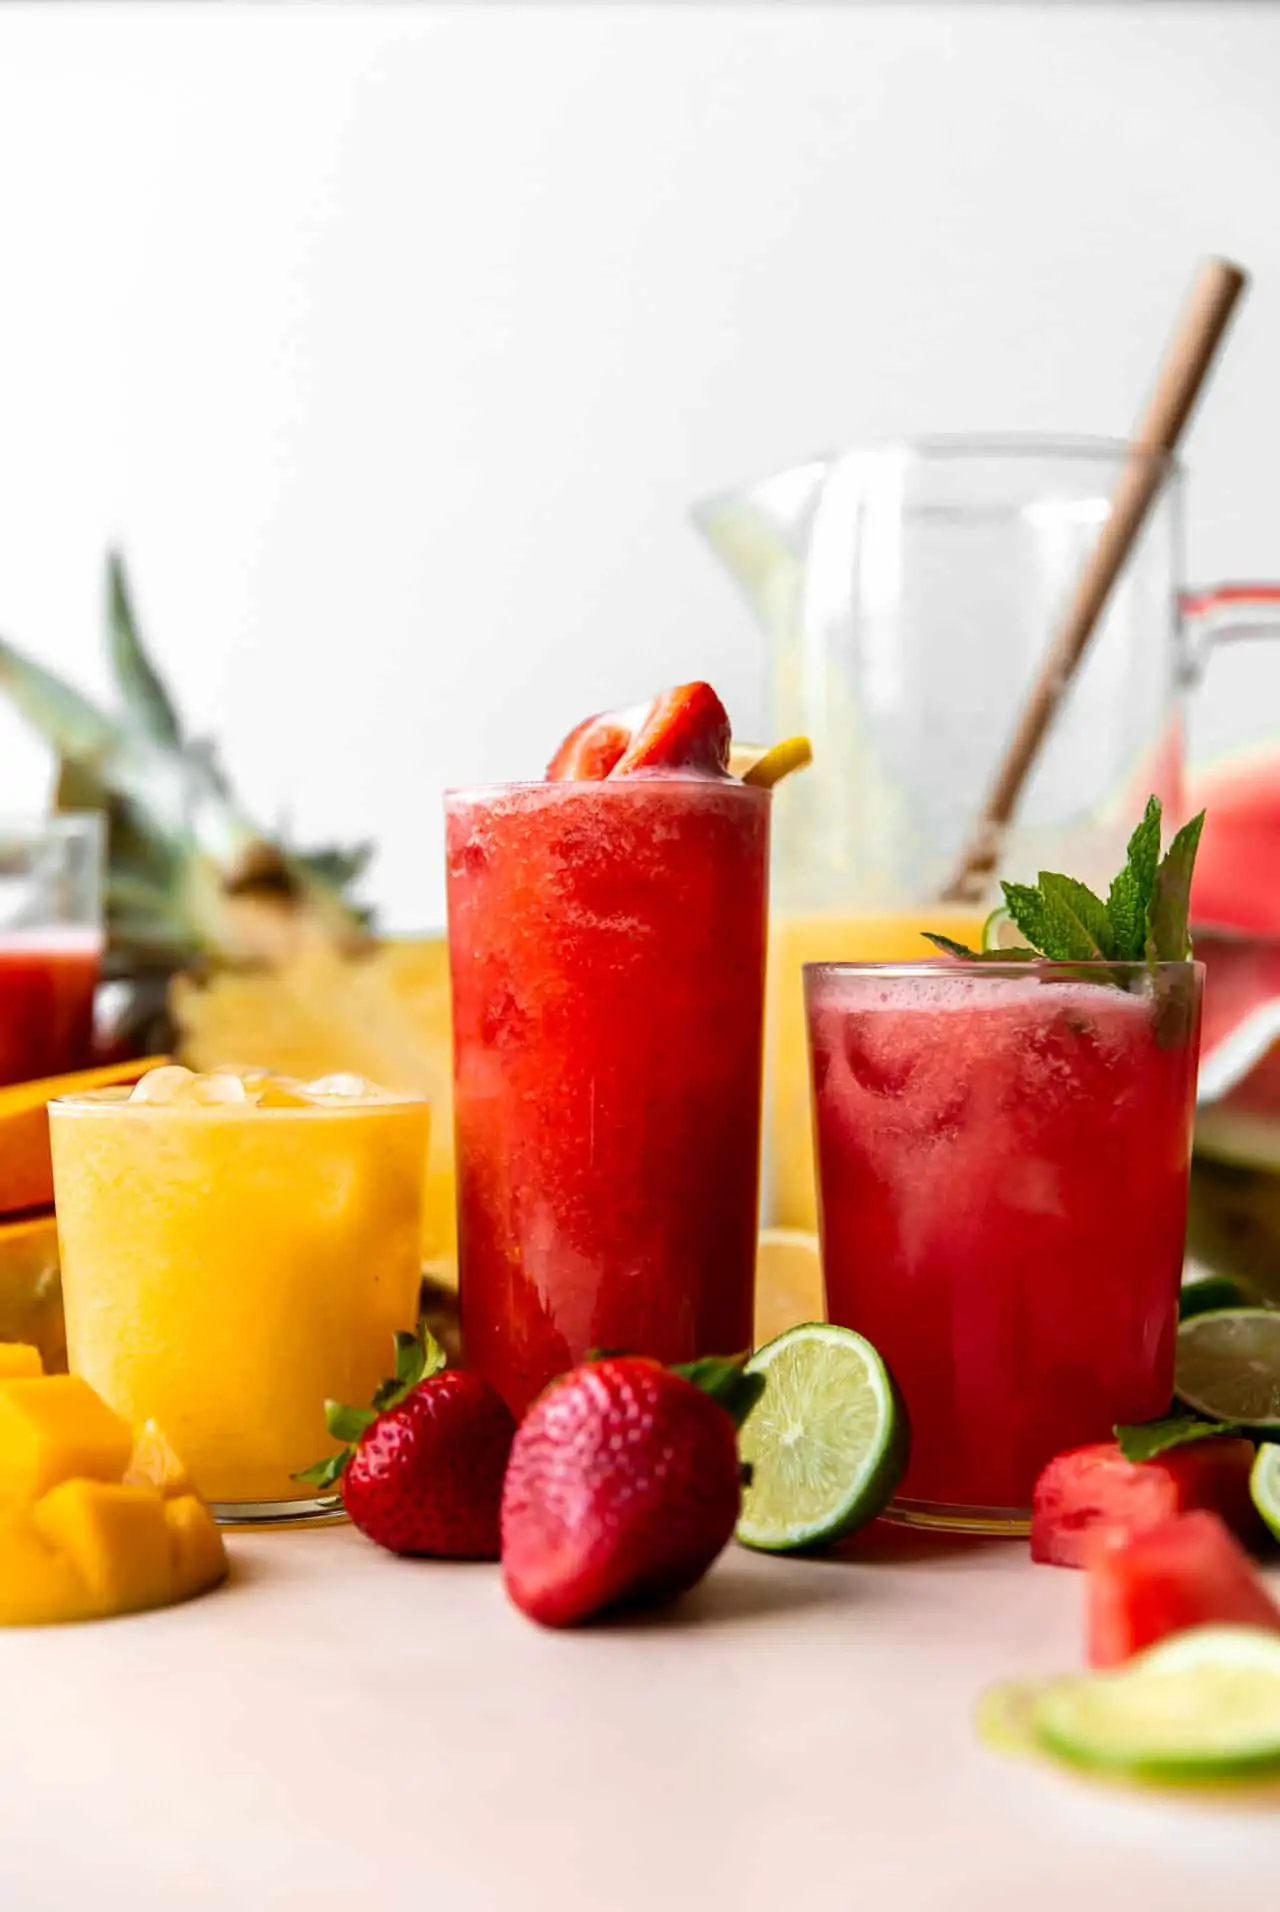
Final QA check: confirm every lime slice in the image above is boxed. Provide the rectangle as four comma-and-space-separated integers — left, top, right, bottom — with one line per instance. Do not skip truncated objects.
735, 1322, 908, 1552
1179, 1273, 1260, 1320
1251, 1444, 1280, 1542
1032, 1626, 1280, 1782
1175, 1308, 1280, 1429
981, 906, 1014, 951
975, 1679, 1044, 1761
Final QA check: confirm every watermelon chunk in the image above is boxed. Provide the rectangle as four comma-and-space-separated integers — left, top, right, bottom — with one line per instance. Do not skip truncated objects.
1031, 1438, 1260, 1568
1085, 1509, 1280, 1668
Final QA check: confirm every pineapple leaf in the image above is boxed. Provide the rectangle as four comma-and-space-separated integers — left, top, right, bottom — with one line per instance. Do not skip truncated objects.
294, 843, 376, 891
0, 637, 125, 760
106, 552, 183, 747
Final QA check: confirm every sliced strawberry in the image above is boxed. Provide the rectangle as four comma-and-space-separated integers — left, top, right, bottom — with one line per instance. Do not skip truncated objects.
1085, 1508, 1280, 1668
545, 710, 637, 781
611, 681, 731, 777
1031, 1438, 1261, 1568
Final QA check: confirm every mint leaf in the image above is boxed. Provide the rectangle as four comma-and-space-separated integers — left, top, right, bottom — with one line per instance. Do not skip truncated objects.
1001, 880, 1052, 953
921, 932, 981, 958
1114, 1415, 1242, 1463
1107, 796, 1162, 960
1146, 810, 1206, 962
1037, 873, 1114, 959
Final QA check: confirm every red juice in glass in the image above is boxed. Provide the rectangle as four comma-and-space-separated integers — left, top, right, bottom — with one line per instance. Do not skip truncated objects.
806, 961, 1203, 1529
446, 775, 769, 1416
0, 930, 101, 1087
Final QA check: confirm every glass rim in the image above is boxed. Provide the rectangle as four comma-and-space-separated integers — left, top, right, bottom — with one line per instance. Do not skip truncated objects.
823, 433, 1179, 474
48, 1089, 432, 1118
804, 958, 1205, 980
444, 775, 770, 802
0, 812, 105, 839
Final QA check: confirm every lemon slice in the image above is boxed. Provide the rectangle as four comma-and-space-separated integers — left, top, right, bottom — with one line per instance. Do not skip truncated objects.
754, 1227, 823, 1349
731, 737, 813, 789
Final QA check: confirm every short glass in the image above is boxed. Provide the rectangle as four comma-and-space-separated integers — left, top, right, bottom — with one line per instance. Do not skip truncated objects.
446, 777, 770, 1417
49, 1078, 430, 1525
806, 959, 1204, 1533
0, 814, 104, 1087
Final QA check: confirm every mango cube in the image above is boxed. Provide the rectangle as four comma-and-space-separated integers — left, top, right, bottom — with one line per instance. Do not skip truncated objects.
124, 1419, 193, 1497
0, 1343, 44, 1380
0, 1374, 226, 1624
32, 1480, 173, 1611
0, 1377, 133, 1502
164, 1493, 230, 1598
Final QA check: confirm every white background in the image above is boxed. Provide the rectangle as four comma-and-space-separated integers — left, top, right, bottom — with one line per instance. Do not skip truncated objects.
0, 1, 1278, 929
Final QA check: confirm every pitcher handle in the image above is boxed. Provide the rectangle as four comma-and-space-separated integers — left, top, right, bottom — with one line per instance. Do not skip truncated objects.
1181, 582, 1280, 682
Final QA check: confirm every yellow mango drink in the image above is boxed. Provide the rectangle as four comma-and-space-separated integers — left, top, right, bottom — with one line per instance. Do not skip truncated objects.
48, 1066, 429, 1522
766, 908, 985, 1231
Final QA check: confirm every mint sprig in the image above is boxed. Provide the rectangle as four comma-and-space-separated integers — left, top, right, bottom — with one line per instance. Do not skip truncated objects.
923, 795, 1205, 968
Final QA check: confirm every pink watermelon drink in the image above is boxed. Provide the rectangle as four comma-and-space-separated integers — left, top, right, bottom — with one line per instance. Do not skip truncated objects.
807, 960, 1203, 1524
446, 685, 770, 1416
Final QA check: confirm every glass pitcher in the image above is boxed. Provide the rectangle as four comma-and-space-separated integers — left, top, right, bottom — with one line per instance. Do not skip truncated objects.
695, 435, 1280, 1232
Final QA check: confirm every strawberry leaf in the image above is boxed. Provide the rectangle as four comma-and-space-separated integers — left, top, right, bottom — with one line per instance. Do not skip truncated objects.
1113, 1416, 1242, 1462
325, 1401, 376, 1444
293, 1450, 352, 1489
674, 1354, 766, 1430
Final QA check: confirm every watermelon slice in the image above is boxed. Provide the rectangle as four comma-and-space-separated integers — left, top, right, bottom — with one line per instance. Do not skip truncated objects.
546, 683, 732, 782
1085, 1509, 1280, 1668
1031, 1438, 1260, 1568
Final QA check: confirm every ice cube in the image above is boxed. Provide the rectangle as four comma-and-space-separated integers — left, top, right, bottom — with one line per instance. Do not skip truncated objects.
188, 1073, 250, 1107
129, 1066, 200, 1105
299, 1072, 384, 1102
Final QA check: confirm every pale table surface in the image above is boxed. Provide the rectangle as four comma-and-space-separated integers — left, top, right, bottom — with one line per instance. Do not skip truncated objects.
1, 1520, 1276, 1911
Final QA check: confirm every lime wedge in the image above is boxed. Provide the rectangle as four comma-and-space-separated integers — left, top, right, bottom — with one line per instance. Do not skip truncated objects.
1032, 1626, 1280, 1782
1179, 1273, 1260, 1320
735, 1322, 908, 1552
1175, 1308, 1280, 1429
1251, 1445, 1280, 1542
975, 1679, 1044, 1760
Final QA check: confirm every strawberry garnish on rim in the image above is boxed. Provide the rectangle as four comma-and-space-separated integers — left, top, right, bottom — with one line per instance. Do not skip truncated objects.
545, 682, 732, 781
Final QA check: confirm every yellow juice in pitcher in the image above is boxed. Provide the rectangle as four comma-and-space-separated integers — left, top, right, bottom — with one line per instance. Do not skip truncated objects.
766, 908, 986, 1231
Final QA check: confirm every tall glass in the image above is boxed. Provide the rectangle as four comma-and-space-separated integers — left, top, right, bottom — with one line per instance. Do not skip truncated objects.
446, 778, 770, 1416
697, 440, 1280, 1234
0, 814, 103, 1086
50, 1078, 430, 1523
806, 959, 1203, 1532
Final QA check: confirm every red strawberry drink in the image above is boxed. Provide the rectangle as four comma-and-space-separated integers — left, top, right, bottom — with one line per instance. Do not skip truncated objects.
807, 961, 1203, 1527
446, 686, 770, 1415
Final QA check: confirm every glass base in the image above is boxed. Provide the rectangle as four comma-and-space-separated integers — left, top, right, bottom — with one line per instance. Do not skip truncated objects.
882, 1496, 1030, 1538
210, 1493, 347, 1530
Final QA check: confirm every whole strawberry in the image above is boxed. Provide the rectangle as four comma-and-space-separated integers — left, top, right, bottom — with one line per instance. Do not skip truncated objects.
297, 1327, 515, 1558
500, 1354, 764, 1628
